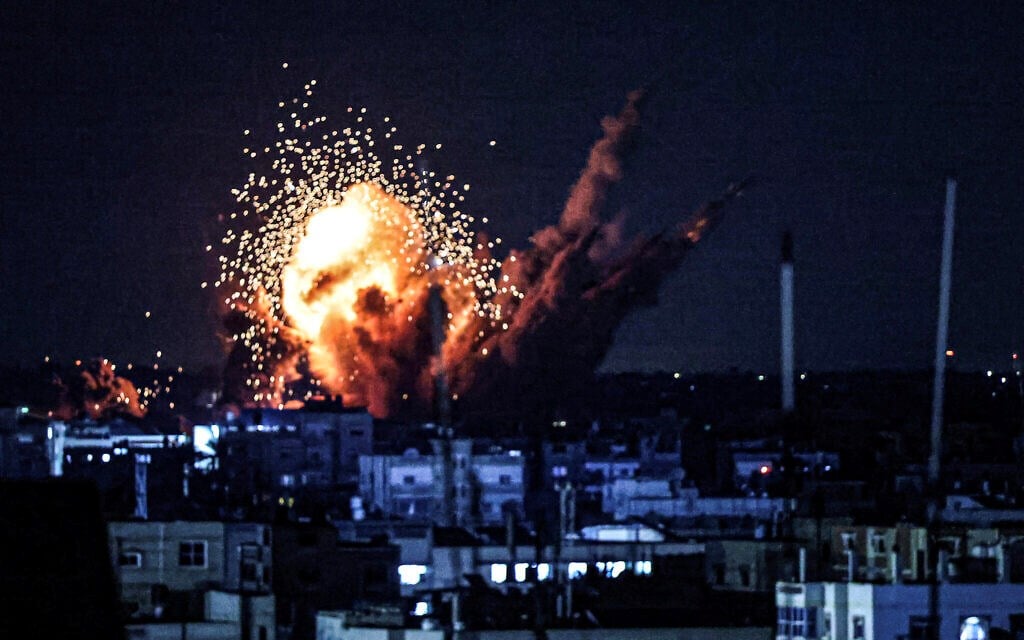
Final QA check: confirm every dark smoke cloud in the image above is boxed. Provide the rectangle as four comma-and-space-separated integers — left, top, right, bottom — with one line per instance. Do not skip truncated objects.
446, 90, 746, 422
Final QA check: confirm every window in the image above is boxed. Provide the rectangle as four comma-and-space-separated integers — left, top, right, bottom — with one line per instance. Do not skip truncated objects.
398, 564, 427, 586
552, 465, 568, 478
490, 564, 507, 583
871, 534, 887, 554
567, 562, 587, 579
499, 474, 512, 486
403, 475, 416, 485
739, 564, 751, 587
179, 540, 207, 567
852, 615, 865, 640
841, 532, 856, 550
777, 606, 792, 637
280, 474, 295, 487
778, 608, 816, 639
118, 551, 142, 568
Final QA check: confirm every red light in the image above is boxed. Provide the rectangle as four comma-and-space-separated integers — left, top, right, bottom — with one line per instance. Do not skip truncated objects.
759, 465, 770, 475
1014, 353, 1019, 361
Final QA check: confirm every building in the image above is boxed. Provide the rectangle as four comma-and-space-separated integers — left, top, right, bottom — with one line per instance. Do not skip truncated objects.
775, 580, 1024, 639
196, 402, 373, 511
107, 520, 272, 620
605, 478, 786, 523
358, 440, 525, 525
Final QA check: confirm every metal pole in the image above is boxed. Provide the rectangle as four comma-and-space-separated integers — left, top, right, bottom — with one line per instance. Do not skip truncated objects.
927, 178, 956, 640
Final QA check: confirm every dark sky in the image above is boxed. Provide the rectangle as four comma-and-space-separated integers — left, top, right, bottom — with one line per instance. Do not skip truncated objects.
1, 1, 1022, 375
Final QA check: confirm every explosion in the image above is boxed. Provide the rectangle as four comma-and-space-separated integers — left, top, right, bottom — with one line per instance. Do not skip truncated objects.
216, 80, 504, 416
218, 83, 743, 420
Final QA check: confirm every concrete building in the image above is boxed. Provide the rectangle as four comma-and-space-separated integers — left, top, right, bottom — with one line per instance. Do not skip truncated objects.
108, 520, 272, 620
195, 401, 373, 503
775, 580, 1024, 639
109, 520, 227, 619
605, 478, 786, 522
358, 441, 525, 525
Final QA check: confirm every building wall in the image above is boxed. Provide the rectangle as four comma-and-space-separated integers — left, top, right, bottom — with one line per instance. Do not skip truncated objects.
776, 581, 1024, 640
108, 521, 226, 617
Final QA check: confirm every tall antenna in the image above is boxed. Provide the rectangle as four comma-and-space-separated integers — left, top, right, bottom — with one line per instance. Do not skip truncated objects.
927, 178, 956, 640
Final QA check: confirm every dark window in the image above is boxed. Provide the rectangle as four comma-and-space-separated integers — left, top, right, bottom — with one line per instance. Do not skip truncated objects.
739, 565, 751, 587
499, 474, 512, 485
118, 551, 142, 568
403, 475, 416, 485
853, 615, 866, 639
178, 541, 207, 567
713, 563, 725, 585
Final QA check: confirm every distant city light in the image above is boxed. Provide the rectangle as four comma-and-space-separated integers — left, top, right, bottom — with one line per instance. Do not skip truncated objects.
514, 563, 529, 582
759, 465, 770, 475
490, 564, 507, 584
987, 370, 993, 377
413, 601, 430, 617
567, 562, 588, 579
398, 564, 427, 586
757, 374, 765, 381
673, 372, 680, 379
945, 349, 955, 357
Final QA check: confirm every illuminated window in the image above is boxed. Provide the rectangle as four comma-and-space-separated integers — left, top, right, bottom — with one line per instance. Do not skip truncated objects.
178, 541, 207, 568
413, 601, 430, 617
398, 564, 427, 586
490, 564, 507, 583
635, 560, 652, 575
537, 563, 550, 581
567, 562, 588, 579
514, 563, 529, 582
960, 616, 989, 640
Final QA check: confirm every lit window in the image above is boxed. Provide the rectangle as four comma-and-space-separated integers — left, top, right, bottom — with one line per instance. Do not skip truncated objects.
635, 560, 652, 575
514, 563, 529, 582
178, 541, 207, 567
413, 601, 430, 617
398, 564, 427, 586
567, 562, 588, 579
537, 563, 550, 581
490, 564, 507, 583
280, 474, 294, 487
960, 616, 988, 640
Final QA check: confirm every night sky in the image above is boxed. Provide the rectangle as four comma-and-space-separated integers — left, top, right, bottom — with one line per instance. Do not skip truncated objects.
2, 1, 1022, 375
